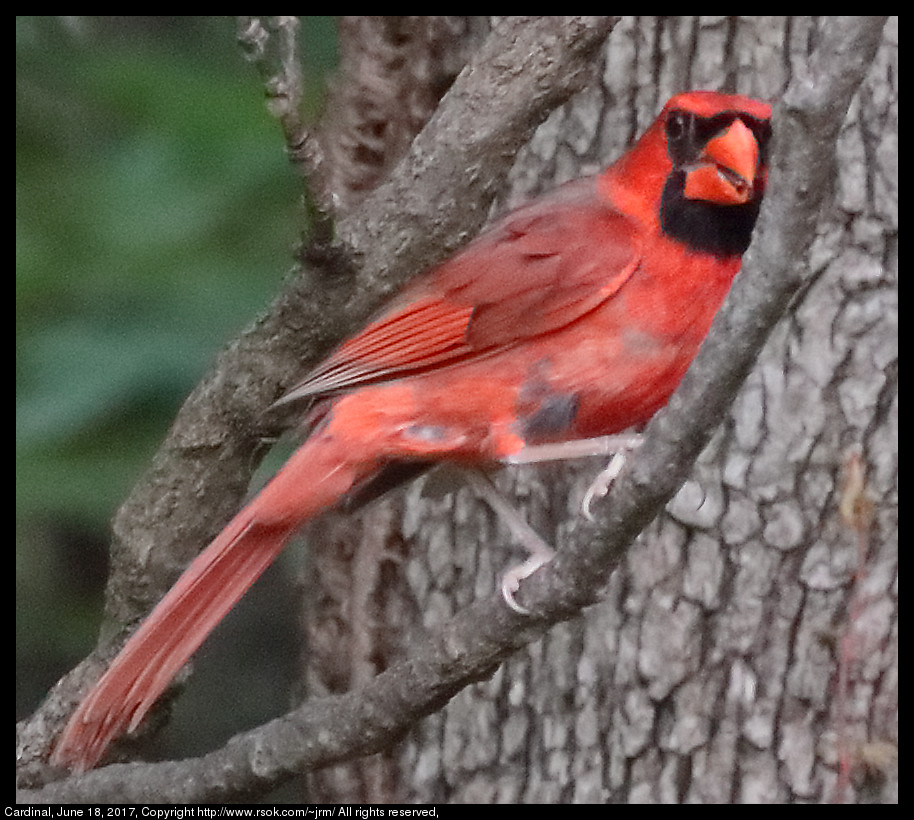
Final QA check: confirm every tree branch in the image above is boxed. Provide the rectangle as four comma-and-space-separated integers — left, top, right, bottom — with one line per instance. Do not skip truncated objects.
514, 14, 892, 613
236, 17, 310, 181
17, 16, 617, 794
21, 14, 888, 804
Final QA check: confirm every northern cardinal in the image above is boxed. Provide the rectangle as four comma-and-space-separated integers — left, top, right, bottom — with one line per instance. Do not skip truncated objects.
52, 90, 772, 772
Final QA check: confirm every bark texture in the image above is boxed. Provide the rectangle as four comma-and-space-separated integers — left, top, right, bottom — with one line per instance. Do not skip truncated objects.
306, 16, 898, 805
20, 16, 896, 804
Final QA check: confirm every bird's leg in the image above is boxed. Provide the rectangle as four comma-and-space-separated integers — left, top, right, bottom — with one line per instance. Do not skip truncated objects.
460, 468, 555, 614
505, 433, 645, 520
464, 434, 644, 613
503, 433, 644, 464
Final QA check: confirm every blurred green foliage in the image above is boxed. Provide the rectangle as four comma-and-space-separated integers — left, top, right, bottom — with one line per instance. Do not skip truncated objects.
16, 16, 338, 716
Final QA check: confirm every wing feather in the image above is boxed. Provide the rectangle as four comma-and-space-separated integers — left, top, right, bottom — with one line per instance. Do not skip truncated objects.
282, 177, 640, 402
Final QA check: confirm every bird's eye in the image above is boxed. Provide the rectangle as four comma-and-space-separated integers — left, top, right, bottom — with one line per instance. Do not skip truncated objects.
666, 111, 689, 143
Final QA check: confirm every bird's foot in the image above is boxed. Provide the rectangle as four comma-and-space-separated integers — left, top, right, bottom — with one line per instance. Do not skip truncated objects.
499, 549, 555, 615
581, 435, 644, 520
461, 468, 555, 615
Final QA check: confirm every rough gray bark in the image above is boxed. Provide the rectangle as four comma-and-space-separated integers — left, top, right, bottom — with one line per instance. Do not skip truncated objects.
302, 16, 897, 804
386, 17, 898, 804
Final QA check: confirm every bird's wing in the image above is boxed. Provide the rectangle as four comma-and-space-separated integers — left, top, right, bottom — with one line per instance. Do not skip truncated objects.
281, 178, 640, 402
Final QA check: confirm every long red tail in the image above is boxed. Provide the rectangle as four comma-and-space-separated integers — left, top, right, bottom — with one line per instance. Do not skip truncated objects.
51, 430, 363, 773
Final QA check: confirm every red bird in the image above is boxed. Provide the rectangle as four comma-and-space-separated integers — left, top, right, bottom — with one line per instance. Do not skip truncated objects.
52, 91, 772, 772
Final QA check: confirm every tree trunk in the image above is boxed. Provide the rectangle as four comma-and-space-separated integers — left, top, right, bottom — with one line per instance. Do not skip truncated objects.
303, 16, 897, 804
20, 16, 895, 804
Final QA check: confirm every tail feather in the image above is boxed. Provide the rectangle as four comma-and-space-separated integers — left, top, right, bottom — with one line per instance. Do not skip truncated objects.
51, 515, 292, 772
52, 432, 361, 773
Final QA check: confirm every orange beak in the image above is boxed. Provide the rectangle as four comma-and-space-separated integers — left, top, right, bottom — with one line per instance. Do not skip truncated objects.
683, 118, 761, 206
